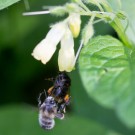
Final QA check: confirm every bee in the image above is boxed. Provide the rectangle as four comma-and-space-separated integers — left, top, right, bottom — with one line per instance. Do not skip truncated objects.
38, 92, 64, 130
47, 72, 71, 113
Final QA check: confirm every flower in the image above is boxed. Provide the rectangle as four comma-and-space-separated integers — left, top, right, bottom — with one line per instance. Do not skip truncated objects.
68, 13, 81, 38
32, 22, 67, 64
58, 27, 75, 72
32, 20, 76, 72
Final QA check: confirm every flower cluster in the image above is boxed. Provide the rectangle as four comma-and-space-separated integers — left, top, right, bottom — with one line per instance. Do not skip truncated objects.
32, 13, 81, 72
23, 0, 127, 72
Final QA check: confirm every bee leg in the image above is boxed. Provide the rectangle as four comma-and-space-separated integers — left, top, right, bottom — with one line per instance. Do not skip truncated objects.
47, 86, 54, 95
38, 90, 47, 107
55, 112, 64, 120
59, 95, 71, 113
57, 95, 71, 113
64, 95, 71, 105
58, 103, 66, 113
38, 92, 43, 107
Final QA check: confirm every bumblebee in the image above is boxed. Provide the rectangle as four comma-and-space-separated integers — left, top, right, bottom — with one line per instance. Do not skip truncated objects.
47, 72, 71, 112
38, 93, 64, 130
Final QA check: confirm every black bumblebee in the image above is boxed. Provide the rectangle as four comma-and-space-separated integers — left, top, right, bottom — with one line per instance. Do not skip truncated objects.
47, 72, 71, 113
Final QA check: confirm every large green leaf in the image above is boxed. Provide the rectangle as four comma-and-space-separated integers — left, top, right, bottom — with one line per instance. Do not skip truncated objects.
0, 105, 123, 135
0, 0, 21, 10
79, 36, 135, 128
71, 70, 135, 135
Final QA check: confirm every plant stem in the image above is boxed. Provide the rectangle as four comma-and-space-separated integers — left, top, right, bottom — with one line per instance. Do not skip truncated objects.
101, 1, 133, 48
23, 11, 50, 16
80, 11, 133, 48
80, 11, 114, 19
74, 40, 84, 65
77, 0, 91, 12
110, 18, 133, 48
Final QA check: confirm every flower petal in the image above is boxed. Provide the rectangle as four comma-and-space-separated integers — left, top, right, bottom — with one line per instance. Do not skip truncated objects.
58, 48, 75, 72
58, 28, 75, 72
32, 38, 56, 64
32, 22, 67, 64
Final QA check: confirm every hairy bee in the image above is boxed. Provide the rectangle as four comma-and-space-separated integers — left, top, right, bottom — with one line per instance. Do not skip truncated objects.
47, 72, 71, 112
38, 93, 64, 130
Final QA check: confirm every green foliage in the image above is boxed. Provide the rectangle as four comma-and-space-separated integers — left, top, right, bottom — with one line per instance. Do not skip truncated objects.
1, 0, 135, 134
0, 105, 123, 135
79, 36, 135, 128
71, 70, 135, 135
107, 0, 135, 45
78, 0, 135, 129
0, 0, 21, 10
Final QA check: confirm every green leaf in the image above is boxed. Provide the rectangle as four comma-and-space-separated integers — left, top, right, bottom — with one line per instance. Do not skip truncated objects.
0, 105, 123, 135
71, 70, 135, 134
107, 0, 135, 45
79, 36, 135, 128
0, 0, 21, 10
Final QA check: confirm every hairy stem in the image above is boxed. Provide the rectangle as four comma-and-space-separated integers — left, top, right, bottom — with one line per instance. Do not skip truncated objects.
110, 18, 133, 48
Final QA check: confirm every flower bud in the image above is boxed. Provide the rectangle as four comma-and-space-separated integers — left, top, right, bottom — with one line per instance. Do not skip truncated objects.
82, 21, 94, 45
68, 13, 81, 38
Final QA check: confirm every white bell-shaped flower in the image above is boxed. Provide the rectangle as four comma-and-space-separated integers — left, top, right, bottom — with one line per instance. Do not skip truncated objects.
32, 22, 67, 64
58, 27, 75, 72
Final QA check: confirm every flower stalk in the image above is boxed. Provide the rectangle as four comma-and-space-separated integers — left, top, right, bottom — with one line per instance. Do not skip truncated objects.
23, 11, 50, 16
110, 18, 133, 48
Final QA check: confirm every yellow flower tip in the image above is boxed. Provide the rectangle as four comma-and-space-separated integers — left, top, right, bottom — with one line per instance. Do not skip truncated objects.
59, 61, 75, 72
58, 48, 75, 72
69, 24, 80, 38
66, 66, 75, 72
31, 52, 47, 64
68, 13, 81, 38
59, 67, 74, 72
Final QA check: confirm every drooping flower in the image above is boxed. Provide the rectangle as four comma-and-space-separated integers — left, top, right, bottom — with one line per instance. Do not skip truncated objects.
32, 22, 67, 64
58, 27, 75, 72
31, 13, 81, 72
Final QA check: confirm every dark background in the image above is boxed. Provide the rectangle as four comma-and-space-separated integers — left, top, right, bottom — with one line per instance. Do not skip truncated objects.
0, 0, 135, 135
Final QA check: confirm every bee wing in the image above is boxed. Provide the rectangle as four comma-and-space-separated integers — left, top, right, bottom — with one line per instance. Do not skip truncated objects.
55, 113, 64, 120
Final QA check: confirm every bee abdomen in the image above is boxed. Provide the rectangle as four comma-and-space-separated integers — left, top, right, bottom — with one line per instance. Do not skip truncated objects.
39, 116, 55, 130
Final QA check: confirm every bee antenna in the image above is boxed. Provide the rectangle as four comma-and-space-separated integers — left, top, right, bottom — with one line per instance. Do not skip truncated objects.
45, 77, 55, 82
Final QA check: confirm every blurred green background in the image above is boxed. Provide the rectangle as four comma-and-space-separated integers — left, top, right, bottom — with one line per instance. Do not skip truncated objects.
1, 0, 135, 135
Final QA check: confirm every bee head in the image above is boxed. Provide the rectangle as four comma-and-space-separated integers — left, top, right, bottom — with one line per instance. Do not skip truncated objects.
45, 96, 56, 105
